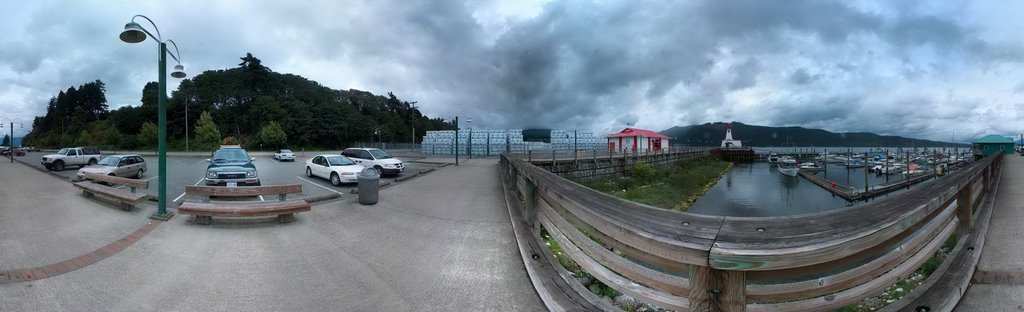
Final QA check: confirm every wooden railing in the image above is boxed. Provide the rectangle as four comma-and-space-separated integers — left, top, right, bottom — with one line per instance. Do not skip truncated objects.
498, 151, 1002, 311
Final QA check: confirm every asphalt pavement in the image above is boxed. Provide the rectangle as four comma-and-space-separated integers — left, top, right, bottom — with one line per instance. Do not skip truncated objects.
18, 151, 441, 205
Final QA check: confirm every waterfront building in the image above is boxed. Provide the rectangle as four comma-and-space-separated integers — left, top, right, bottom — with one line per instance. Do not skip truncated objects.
605, 128, 670, 152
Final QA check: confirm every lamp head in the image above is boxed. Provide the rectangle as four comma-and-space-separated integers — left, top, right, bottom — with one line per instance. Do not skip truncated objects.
170, 64, 187, 78
119, 22, 147, 43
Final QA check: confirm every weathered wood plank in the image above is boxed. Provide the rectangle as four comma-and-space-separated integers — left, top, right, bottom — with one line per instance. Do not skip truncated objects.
73, 181, 147, 202
185, 184, 302, 197
540, 212, 690, 311
83, 172, 148, 189
746, 203, 956, 302
746, 217, 958, 312
177, 199, 310, 217
689, 265, 746, 312
539, 200, 690, 296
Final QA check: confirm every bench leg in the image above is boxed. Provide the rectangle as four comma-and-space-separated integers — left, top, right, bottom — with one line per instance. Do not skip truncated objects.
277, 213, 295, 223
120, 202, 133, 211
83, 191, 94, 198
195, 216, 213, 225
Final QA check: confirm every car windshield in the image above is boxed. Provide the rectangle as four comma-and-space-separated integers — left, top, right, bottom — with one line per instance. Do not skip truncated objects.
57, 148, 70, 155
212, 149, 249, 163
368, 149, 391, 159
97, 156, 120, 167
280, 149, 292, 153
326, 156, 355, 166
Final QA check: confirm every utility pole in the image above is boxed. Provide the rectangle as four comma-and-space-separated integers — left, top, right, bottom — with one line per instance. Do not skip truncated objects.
454, 116, 459, 166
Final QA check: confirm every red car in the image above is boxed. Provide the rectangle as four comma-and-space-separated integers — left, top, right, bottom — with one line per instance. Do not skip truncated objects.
0, 148, 26, 156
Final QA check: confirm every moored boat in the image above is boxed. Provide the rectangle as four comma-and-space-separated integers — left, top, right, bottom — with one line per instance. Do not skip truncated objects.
778, 157, 799, 177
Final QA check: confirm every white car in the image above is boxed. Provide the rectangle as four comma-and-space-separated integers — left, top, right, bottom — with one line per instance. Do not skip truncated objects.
274, 149, 296, 161
341, 148, 404, 176
305, 154, 365, 186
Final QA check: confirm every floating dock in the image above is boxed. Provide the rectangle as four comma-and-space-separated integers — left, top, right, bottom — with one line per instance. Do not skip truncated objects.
798, 169, 935, 201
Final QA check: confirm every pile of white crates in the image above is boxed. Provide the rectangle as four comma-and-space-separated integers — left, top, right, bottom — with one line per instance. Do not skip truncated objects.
421, 129, 606, 155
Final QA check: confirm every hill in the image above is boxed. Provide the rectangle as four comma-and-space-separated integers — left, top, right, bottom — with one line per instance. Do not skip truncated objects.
23, 53, 454, 150
660, 122, 965, 147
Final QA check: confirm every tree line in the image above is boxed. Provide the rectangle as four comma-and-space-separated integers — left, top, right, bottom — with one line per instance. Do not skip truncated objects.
24, 53, 455, 151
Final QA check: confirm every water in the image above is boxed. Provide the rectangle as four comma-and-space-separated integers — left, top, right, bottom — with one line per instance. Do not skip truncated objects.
687, 162, 927, 217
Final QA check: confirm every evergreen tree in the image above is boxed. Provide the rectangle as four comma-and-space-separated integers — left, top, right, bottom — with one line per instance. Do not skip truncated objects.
258, 121, 288, 148
194, 111, 221, 151
76, 130, 92, 146
138, 121, 158, 149
1, 134, 9, 146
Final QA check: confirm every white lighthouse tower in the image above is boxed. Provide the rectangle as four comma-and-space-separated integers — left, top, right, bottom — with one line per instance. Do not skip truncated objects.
720, 123, 743, 148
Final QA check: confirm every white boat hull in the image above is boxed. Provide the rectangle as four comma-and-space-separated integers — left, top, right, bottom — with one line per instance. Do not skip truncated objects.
778, 167, 799, 177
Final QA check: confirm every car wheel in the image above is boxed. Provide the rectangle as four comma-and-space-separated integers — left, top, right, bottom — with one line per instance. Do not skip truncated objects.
136, 170, 144, 179
306, 167, 313, 178
330, 172, 342, 186
88, 158, 97, 166
54, 161, 65, 171
374, 166, 383, 176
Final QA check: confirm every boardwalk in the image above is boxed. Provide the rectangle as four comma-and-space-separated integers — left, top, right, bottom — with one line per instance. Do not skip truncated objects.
956, 155, 1024, 311
0, 159, 543, 311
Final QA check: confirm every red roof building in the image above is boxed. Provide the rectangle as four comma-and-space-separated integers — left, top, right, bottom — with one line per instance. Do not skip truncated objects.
606, 128, 670, 152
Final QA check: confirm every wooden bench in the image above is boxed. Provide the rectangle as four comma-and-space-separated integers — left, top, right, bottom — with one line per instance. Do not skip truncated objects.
73, 172, 149, 211
177, 184, 311, 225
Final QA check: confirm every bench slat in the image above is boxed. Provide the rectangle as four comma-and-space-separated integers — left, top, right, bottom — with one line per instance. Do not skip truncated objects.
83, 172, 148, 189
74, 181, 148, 202
178, 199, 311, 217
185, 184, 302, 197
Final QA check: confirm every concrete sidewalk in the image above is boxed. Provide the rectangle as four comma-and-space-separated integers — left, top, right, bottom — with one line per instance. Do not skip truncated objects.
0, 161, 151, 270
0, 158, 543, 311
956, 155, 1024, 311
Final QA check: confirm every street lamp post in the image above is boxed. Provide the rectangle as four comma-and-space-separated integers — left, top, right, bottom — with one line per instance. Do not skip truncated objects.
1, 118, 22, 163
120, 15, 187, 221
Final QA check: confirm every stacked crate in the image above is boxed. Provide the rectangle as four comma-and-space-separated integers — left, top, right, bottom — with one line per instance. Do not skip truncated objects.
420, 129, 605, 155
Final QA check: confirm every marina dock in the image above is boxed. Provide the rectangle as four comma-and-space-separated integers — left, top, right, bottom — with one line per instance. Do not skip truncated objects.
798, 169, 935, 201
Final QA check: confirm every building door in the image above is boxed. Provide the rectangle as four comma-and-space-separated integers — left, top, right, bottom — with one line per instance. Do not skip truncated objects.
608, 142, 616, 151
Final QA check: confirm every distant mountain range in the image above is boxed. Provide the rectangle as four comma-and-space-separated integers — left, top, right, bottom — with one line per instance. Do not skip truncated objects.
660, 122, 966, 147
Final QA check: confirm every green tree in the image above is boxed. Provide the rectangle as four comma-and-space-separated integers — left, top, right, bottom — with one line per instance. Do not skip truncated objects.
102, 126, 121, 148
138, 121, 158, 149
194, 111, 221, 151
76, 130, 92, 146
258, 121, 288, 149
1, 134, 9, 146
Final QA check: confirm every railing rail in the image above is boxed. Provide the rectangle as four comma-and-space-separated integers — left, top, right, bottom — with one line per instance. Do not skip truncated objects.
498, 148, 1002, 311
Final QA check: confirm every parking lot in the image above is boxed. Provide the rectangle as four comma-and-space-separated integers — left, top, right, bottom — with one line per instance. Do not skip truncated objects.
18, 151, 444, 204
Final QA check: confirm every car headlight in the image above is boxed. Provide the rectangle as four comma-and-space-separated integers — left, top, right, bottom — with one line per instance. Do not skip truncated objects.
207, 171, 217, 179
246, 170, 257, 178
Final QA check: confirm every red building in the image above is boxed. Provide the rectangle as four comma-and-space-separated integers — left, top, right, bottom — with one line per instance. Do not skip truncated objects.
606, 128, 670, 152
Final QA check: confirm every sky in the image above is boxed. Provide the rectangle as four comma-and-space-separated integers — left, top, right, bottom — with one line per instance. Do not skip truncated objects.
1, 0, 1023, 142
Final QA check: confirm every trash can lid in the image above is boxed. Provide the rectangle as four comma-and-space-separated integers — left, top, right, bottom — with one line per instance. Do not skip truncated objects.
359, 167, 379, 177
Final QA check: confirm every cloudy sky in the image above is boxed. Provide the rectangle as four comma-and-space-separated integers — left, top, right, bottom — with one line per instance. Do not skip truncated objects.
1, 0, 1023, 142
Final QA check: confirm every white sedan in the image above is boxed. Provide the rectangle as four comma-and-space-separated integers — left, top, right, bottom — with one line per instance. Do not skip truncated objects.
274, 149, 296, 161
305, 154, 365, 186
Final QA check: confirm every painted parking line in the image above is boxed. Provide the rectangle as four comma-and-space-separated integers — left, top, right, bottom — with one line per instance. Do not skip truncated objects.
173, 178, 206, 202
144, 176, 158, 181
258, 195, 265, 202
295, 176, 345, 195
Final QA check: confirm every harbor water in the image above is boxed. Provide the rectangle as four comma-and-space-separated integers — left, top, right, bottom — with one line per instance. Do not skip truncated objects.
687, 161, 932, 217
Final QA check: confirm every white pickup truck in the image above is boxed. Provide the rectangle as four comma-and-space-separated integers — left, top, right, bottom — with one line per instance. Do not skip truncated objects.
41, 146, 102, 171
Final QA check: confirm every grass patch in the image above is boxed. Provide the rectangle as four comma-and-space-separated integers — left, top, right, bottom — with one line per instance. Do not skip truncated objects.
579, 159, 732, 211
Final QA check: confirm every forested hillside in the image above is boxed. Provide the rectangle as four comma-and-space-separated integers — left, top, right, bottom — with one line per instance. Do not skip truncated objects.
661, 122, 965, 147
24, 53, 454, 150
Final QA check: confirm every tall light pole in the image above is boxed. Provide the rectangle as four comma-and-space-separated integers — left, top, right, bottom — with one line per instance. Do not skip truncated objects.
1, 118, 22, 163
120, 15, 187, 221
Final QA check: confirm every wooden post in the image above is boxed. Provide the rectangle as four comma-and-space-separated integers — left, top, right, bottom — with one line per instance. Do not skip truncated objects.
689, 265, 746, 311
592, 150, 597, 178
957, 182, 973, 236
525, 178, 538, 229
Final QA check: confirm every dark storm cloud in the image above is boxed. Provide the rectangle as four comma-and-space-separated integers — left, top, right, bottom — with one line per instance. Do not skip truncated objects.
1, 0, 1022, 142
789, 68, 813, 85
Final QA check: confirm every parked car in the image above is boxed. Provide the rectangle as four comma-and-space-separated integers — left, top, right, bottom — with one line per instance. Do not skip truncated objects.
41, 146, 101, 171
274, 149, 296, 161
77, 155, 147, 180
305, 154, 364, 186
205, 145, 260, 186
341, 147, 404, 176
0, 148, 26, 156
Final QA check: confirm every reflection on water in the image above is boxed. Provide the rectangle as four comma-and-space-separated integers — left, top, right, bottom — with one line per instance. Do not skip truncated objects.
688, 162, 915, 217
